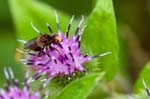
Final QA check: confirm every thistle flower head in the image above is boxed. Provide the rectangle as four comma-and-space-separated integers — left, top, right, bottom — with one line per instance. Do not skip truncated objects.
19, 12, 111, 81
0, 67, 48, 99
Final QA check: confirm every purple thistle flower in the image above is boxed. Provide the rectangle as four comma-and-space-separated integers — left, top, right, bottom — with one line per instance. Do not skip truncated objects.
0, 67, 48, 99
18, 12, 111, 81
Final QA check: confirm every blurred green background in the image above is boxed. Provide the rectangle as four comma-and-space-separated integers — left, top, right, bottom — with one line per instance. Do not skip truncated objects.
0, 0, 149, 94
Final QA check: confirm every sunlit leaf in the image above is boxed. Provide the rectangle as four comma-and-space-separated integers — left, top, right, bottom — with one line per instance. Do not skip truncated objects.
83, 0, 119, 80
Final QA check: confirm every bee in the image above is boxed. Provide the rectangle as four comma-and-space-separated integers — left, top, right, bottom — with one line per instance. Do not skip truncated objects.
24, 12, 62, 58
24, 33, 62, 57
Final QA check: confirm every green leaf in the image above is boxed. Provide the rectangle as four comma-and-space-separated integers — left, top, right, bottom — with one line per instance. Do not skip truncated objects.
0, 30, 25, 86
134, 62, 150, 93
83, 0, 119, 80
55, 72, 105, 99
9, 0, 77, 40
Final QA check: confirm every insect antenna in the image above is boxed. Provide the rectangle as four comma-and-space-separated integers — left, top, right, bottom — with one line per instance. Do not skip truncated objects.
46, 22, 53, 35
31, 22, 42, 35
74, 15, 84, 36
66, 15, 75, 38
55, 11, 60, 33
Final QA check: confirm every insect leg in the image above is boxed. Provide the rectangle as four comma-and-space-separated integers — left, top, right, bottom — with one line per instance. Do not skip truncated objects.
49, 46, 61, 56
46, 46, 52, 61
37, 51, 45, 57
37, 46, 46, 57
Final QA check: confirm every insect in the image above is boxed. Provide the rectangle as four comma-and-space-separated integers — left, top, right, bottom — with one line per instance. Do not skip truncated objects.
24, 34, 62, 57
24, 12, 62, 58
